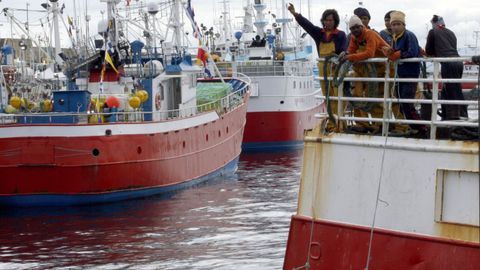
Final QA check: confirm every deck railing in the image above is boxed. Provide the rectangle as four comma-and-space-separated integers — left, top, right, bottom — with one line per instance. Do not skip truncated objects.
0, 74, 250, 126
215, 60, 313, 77
316, 56, 479, 139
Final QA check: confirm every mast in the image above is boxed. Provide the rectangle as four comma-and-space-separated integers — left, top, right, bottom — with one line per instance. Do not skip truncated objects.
50, 0, 63, 64
281, 0, 286, 42
85, 0, 91, 57
147, 2, 159, 57
242, 2, 254, 34
221, 0, 231, 48
274, 0, 292, 45
253, 0, 267, 37
100, 0, 120, 49
307, 0, 311, 20
172, 0, 182, 49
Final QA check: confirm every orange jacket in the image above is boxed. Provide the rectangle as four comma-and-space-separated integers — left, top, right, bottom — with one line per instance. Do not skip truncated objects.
347, 29, 389, 62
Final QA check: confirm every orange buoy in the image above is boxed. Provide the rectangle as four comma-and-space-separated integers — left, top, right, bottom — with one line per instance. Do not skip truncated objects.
106, 95, 120, 108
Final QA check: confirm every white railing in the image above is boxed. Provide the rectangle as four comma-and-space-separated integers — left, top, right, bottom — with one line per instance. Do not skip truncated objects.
215, 60, 313, 77
316, 56, 479, 139
0, 74, 250, 126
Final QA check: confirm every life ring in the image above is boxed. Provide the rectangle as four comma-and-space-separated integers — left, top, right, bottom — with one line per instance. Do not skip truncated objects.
155, 92, 161, 110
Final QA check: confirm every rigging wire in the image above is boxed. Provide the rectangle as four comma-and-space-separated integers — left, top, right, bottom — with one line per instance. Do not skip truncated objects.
475, 55, 480, 248
363, 59, 399, 270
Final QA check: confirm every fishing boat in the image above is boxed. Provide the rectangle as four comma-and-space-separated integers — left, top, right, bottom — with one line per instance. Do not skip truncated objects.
283, 56, 479, 269
0, 0, 250, 207
203, 0, 323, 151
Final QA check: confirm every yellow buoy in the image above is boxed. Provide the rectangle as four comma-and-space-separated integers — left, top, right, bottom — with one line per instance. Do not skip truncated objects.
41, 99, 52, 112
20, 98, 27, 109
27, 101, 37, 111
136, 90, 149, 103
212, 54, 221, 62
276, 51, 285, 61
9, 96, 21, 109
4, 104, 17, 114
129, 96, 141, 108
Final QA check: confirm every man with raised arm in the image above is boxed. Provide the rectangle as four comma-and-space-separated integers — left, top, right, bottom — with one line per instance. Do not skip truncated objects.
288, 3, 347, 131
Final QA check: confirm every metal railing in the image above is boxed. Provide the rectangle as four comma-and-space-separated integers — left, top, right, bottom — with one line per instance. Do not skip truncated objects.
215, 60, 313, 77
0, 74, 250, 126
316, 56, 479, 139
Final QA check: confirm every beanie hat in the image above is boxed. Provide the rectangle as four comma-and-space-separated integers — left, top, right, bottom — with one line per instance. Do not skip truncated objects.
384, 10, 395, 19
390, 11, 405, 24
353, 7, 371, 19
349, 15, 363, 29
431, 15, 445, 27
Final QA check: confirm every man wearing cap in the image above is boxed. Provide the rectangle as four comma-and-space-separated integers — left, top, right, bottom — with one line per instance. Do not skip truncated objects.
288, 3, 347, 131
341, 15, 389, 134
384, 11, 426, 136
425, 15, 467, 120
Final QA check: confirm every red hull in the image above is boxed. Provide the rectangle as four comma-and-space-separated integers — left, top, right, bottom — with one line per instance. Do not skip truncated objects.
284, 215, 480, 270
243, 106, 322, 144
0, 105, 246, 199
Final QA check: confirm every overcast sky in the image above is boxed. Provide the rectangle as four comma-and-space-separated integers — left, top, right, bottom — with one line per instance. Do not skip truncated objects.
1, 0, 479, 55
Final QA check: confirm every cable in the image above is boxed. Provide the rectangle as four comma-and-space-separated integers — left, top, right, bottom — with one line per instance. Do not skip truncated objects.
363, 59, 402, 269
476, 58, 480, 247
323, 54, 338, 127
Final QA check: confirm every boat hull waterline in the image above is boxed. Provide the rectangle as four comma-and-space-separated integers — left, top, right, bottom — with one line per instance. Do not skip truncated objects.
0, 103, 247, 206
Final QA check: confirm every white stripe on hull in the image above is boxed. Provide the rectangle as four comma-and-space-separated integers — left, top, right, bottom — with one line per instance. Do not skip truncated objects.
0, 112, 218, 138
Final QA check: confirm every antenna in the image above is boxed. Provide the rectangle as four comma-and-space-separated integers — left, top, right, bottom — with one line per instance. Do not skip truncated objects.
474, 30, 480, 55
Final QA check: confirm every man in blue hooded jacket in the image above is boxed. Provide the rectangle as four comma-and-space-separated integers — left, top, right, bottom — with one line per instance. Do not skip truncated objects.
384, 11, 426, 135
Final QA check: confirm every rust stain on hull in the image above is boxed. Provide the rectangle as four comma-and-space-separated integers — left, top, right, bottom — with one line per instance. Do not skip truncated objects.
435, 222, 480, 243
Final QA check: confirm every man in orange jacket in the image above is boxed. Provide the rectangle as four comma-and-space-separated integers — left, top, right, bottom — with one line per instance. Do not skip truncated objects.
340, 15, 389, 134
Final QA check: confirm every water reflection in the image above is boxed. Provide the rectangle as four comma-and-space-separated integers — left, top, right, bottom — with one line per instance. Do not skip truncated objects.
0, 151, 302, 270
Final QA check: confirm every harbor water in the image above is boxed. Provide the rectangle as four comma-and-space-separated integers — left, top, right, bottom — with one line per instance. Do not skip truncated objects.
0, 151, 302, 270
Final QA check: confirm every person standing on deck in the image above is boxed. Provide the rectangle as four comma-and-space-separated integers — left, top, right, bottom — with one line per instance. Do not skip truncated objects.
384, 11, 427, 136
339, 15, 389, 134
425, 15, 468, 120
353, 7, 373, 29
380, 10, 410, 134
346, 7, 375, 44
288, 4, 347, 132
380, 11, 395, 45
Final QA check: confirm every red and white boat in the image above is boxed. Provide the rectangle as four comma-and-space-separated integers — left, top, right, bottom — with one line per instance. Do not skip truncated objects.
284, 57, 480, 269
206, 0, 323, 151
0, 0, 250, 207
235, 59, 322, 151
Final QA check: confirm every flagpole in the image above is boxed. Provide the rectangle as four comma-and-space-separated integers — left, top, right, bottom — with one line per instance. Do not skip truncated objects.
184, 1, 225, 83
